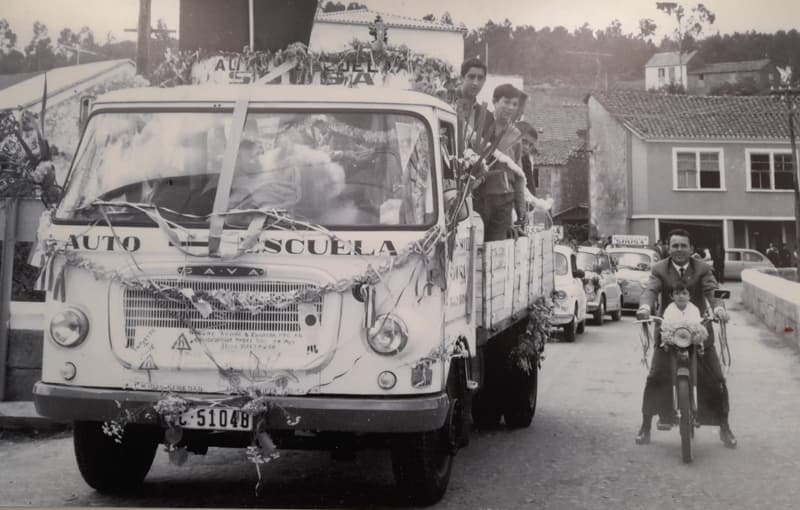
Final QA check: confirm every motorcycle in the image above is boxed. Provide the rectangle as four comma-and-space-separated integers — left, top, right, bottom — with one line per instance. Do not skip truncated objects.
636, 289, 731, 463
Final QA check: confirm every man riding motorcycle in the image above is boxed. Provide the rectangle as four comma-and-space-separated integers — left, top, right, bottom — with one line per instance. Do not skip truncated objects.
635, 229, 737, 448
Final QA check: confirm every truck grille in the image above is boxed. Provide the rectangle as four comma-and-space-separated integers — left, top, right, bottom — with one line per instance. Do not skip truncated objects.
123, 278, 323, 346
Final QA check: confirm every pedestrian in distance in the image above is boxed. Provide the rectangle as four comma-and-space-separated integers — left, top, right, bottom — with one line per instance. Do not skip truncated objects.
766, 242, 780, 266
778, 243, 792, 268
635, 228, 737, 449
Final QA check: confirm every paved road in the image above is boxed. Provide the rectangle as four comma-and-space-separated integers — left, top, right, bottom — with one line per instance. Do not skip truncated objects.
3, 283, 800, 509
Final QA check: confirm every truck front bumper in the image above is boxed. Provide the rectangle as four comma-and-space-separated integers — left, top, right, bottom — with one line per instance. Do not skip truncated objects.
33, 382, 449, 433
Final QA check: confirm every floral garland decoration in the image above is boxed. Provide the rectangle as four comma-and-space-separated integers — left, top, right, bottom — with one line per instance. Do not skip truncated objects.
509, 297, 552, 373
149, 41, 454, 98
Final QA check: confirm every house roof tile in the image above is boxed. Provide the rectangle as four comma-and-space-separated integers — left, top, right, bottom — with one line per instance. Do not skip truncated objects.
315, 8, 466, 33
645, 51, 698, 67
591, 90, 795, 140
688, 58, 772, 75
525, 88, 588, 165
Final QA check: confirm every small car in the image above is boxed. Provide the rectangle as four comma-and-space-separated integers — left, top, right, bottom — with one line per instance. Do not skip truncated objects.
552, 245, 588, 342
576, 246, 623, 325
724, 248, 776, 280
607, 247, 661, 309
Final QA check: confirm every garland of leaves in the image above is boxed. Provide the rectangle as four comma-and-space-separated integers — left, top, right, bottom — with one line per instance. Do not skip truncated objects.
149, 41, 454, 97
509, 297, 552, 373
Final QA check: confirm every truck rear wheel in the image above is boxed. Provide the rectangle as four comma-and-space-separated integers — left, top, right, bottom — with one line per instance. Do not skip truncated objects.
74, 421, 160, 493
503, 358, 539, 428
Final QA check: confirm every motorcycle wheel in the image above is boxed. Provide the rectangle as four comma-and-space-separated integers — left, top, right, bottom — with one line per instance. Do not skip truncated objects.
677, 379, 694, 464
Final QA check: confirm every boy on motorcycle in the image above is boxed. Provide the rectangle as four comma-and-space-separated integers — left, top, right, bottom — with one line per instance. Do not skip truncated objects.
635, 229, 736, 448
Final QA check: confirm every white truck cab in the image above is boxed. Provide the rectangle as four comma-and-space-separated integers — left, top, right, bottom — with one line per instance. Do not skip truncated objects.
32, 84, 554, 504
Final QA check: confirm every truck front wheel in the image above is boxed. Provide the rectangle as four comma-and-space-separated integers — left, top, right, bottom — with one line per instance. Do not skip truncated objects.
391, 426, 453, 505
74, 421, 161, 493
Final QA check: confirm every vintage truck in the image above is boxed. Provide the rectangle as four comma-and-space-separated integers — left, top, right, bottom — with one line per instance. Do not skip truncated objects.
31, 84, 554, 505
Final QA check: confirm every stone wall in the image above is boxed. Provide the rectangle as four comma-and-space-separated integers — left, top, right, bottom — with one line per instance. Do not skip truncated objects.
741, 269, 800, 350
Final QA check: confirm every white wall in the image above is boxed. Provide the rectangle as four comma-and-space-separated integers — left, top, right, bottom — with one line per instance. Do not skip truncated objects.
645, 65, 688, 90
309, 23, 464, 69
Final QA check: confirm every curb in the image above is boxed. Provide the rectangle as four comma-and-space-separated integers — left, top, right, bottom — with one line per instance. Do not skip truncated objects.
0, 401, 68, 432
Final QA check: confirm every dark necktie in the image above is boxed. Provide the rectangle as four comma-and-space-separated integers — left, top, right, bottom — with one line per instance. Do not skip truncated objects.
679, 267, 685, 279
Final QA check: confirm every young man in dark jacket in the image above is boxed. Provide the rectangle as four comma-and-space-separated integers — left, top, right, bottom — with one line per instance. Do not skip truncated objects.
472, 84, 528, 241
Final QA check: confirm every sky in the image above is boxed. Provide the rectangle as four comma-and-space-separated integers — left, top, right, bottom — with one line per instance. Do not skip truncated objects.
2, 0, 799, 49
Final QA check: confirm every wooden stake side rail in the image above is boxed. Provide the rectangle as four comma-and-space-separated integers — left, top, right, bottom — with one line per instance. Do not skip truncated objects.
475, 229, 555, 346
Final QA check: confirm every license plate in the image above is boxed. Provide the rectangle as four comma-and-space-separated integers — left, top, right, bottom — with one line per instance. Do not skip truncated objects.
177, 407, 253, 431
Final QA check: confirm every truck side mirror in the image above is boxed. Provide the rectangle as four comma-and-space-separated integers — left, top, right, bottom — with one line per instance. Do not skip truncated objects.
78, 95, 95, 134
573, 269, 585, 279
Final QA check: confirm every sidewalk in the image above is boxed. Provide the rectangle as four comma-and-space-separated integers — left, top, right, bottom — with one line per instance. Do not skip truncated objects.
0, 400, 66, 431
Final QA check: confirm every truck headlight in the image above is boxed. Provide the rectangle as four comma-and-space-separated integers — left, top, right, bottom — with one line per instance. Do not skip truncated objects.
552, 290, 567, 301
50, 308, 89, 347
584, 283, 595, 295
367, 314, 408, 356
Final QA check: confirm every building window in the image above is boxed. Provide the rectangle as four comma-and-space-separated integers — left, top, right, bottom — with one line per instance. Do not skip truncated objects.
669, 66, 676, 82
658, 68, 665, 82
747, 150, 795, 191
699, 73, 704, 81
673, 149, 724, 190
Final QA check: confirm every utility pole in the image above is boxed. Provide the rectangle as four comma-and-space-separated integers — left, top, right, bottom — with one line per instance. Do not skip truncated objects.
771, 81, 800, 279
136, 0, 151, 75
124, 0, 175, 75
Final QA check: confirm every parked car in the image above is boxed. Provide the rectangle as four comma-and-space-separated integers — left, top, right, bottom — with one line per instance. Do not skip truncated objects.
607, 247, 660, 309
576, 246, 623, 325
552, 245, 588, 342
724, 248, 776, 280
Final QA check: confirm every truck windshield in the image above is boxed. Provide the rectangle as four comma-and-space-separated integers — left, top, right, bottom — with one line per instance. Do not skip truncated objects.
56, 110, 436, 228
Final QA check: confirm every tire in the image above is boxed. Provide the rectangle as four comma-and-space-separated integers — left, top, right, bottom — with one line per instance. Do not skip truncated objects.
610, 298, 622, 321
592, 297, 606, 326
503, 359, 538, 428
562, 316, 577, 343
74, 421, 160, 493
677, 379, 694, 464
472, 385, 502, 428
391, 427, 453, 505
576, 319, 585, 334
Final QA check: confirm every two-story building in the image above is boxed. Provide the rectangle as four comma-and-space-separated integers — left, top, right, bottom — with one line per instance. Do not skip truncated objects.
526, 87, 590, 240
587, 90, 796, 256
644, 51, 700, 91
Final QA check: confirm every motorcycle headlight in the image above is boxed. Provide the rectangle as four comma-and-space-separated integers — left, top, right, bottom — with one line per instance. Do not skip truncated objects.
367, 314, 408, 356
584, 283, 595, 295
49, 308, 89, 347
667, 327, 692, 348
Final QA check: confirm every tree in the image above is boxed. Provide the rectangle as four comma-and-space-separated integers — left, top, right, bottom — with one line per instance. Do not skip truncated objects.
422, 14, 436, 22
655, 2, 714, 56
346, 2, 367, 9
638, 18, 657, 39
0, 18, 18, 53
322, 1, 346, 12
24, 21, 57, 71
440, 12, 454, 25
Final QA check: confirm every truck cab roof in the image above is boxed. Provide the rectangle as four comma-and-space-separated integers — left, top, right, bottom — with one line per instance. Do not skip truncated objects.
93, 85, 456, 112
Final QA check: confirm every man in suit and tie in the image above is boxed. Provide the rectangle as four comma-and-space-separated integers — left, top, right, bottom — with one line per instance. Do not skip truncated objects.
635, 229, 737, 448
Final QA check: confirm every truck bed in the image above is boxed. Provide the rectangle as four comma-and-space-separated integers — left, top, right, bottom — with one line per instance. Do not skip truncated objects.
475, 229, 555, 343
